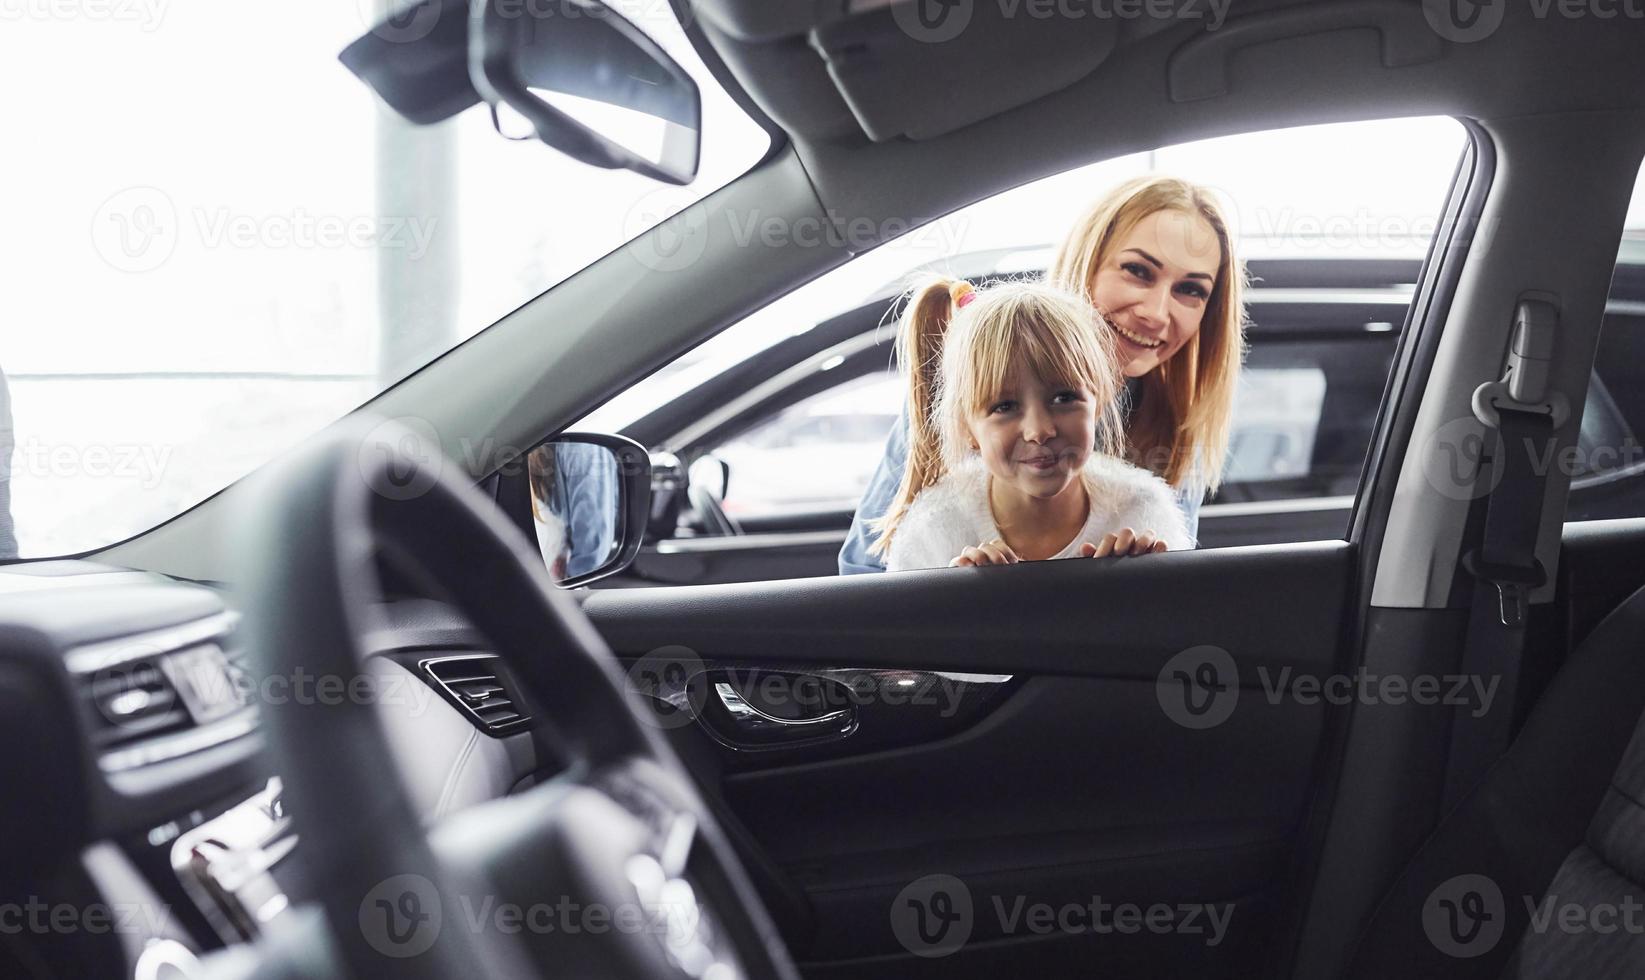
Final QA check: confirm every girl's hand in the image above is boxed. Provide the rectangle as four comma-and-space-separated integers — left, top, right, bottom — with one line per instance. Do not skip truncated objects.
1080, 528, 1168, 558
950, 538, 1020, 567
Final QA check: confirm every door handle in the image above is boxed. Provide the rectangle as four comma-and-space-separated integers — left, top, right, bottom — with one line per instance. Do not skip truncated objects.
710, 681, 855, 747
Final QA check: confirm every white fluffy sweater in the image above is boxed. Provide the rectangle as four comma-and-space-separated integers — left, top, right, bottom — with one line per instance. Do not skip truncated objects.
886, 454, 1193, 571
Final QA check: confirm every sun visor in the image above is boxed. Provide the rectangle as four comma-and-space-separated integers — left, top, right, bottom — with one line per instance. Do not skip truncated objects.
808, 1, 1120, 141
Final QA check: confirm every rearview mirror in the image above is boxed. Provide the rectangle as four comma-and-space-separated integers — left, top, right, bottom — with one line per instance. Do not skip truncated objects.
341, 0, 702, 185
472, 0, 702, 184
526, 433, 650, 587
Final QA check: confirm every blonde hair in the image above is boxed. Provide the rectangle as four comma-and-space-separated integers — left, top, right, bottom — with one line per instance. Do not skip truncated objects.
870, 278, 1127, 556
1048, 176, 1247, 493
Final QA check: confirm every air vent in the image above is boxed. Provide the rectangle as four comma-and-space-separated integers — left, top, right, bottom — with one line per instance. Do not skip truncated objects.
421, 656, 532, 736
84, 659, 190, 748
67, 611, 253, 772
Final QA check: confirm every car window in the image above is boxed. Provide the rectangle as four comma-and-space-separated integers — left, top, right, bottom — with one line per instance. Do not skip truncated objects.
593, 117, 1466, 564
1565, 160, 1645, 523
716, 371, 902, 520
0, 0, 769, 560
1226, 368, 1329, 486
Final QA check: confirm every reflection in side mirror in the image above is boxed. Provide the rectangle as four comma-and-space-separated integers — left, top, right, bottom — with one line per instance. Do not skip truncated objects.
526, 433, 651, 588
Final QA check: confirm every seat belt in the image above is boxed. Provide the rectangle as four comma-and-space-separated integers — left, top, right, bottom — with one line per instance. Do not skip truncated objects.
1441, 297, 1567, 812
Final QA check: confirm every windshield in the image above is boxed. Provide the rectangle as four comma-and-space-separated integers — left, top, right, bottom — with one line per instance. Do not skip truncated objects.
0, 0, 769, 560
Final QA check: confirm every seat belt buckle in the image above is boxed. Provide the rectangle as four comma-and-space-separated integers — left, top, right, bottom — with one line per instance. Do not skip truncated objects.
1461, 551, 1547, 630
1493, 581, 1529, 629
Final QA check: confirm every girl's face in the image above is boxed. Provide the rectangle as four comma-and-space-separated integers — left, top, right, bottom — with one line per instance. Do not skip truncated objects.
967, 366, 1098, 501
1088, 208, 1222, 379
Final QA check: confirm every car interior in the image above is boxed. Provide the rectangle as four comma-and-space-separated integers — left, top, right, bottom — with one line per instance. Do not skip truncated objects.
7, 0, 1645, 978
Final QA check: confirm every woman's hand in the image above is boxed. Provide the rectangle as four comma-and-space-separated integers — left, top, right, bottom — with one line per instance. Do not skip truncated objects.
1080, 528, 1168, 558
950, 538, 1020, 567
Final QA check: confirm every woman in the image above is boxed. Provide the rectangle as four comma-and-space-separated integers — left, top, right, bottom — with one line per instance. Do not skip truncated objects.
839, 176, 1246, 573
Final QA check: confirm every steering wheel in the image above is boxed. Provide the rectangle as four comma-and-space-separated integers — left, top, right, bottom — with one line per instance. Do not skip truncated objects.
235, 418, 797, 980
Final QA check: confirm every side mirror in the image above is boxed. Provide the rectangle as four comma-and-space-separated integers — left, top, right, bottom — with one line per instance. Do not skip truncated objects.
525, 433, 650, 588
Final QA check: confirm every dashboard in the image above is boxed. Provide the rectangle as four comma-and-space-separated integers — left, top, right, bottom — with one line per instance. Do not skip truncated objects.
0, 559, 550, 980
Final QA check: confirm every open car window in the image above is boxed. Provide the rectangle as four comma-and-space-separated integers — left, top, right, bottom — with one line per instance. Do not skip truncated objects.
590, 117, 1467, 584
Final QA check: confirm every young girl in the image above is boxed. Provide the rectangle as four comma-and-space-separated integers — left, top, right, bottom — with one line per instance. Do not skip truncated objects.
841, 176, 1243, 574
873, 278, 1191, 572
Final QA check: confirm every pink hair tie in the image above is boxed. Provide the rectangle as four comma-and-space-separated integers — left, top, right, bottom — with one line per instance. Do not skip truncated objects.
955, 287, 977, 308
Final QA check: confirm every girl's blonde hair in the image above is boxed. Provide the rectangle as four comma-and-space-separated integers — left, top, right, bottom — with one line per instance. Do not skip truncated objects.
1048, 175, 1247, 493
870, 278, 1127, 556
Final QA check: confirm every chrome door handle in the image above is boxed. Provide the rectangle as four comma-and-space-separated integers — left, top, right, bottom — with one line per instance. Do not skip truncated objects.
712, 682, 854, 743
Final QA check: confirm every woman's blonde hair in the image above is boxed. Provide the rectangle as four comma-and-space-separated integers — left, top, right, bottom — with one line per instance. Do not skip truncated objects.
870, 278, 1127, 556
1048, 175, 1247, 493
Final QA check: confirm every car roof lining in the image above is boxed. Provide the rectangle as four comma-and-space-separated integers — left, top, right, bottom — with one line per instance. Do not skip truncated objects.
694, 0, 1645, 239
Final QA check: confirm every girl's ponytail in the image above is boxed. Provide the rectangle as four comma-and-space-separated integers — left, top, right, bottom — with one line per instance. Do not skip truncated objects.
869, 277, 973, 557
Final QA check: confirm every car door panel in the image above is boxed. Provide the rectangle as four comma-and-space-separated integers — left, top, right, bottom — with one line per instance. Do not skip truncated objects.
1195, 500, 1352, 549
622, 531, 849, 586
583, 541, 1352, 977
617, 504, 1355, 585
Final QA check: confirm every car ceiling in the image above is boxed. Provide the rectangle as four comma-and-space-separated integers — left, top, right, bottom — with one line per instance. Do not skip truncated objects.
687, 0, 1645, 228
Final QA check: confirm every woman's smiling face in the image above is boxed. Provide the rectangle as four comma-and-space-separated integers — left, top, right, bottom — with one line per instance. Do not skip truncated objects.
1088, 208, 1222, 378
